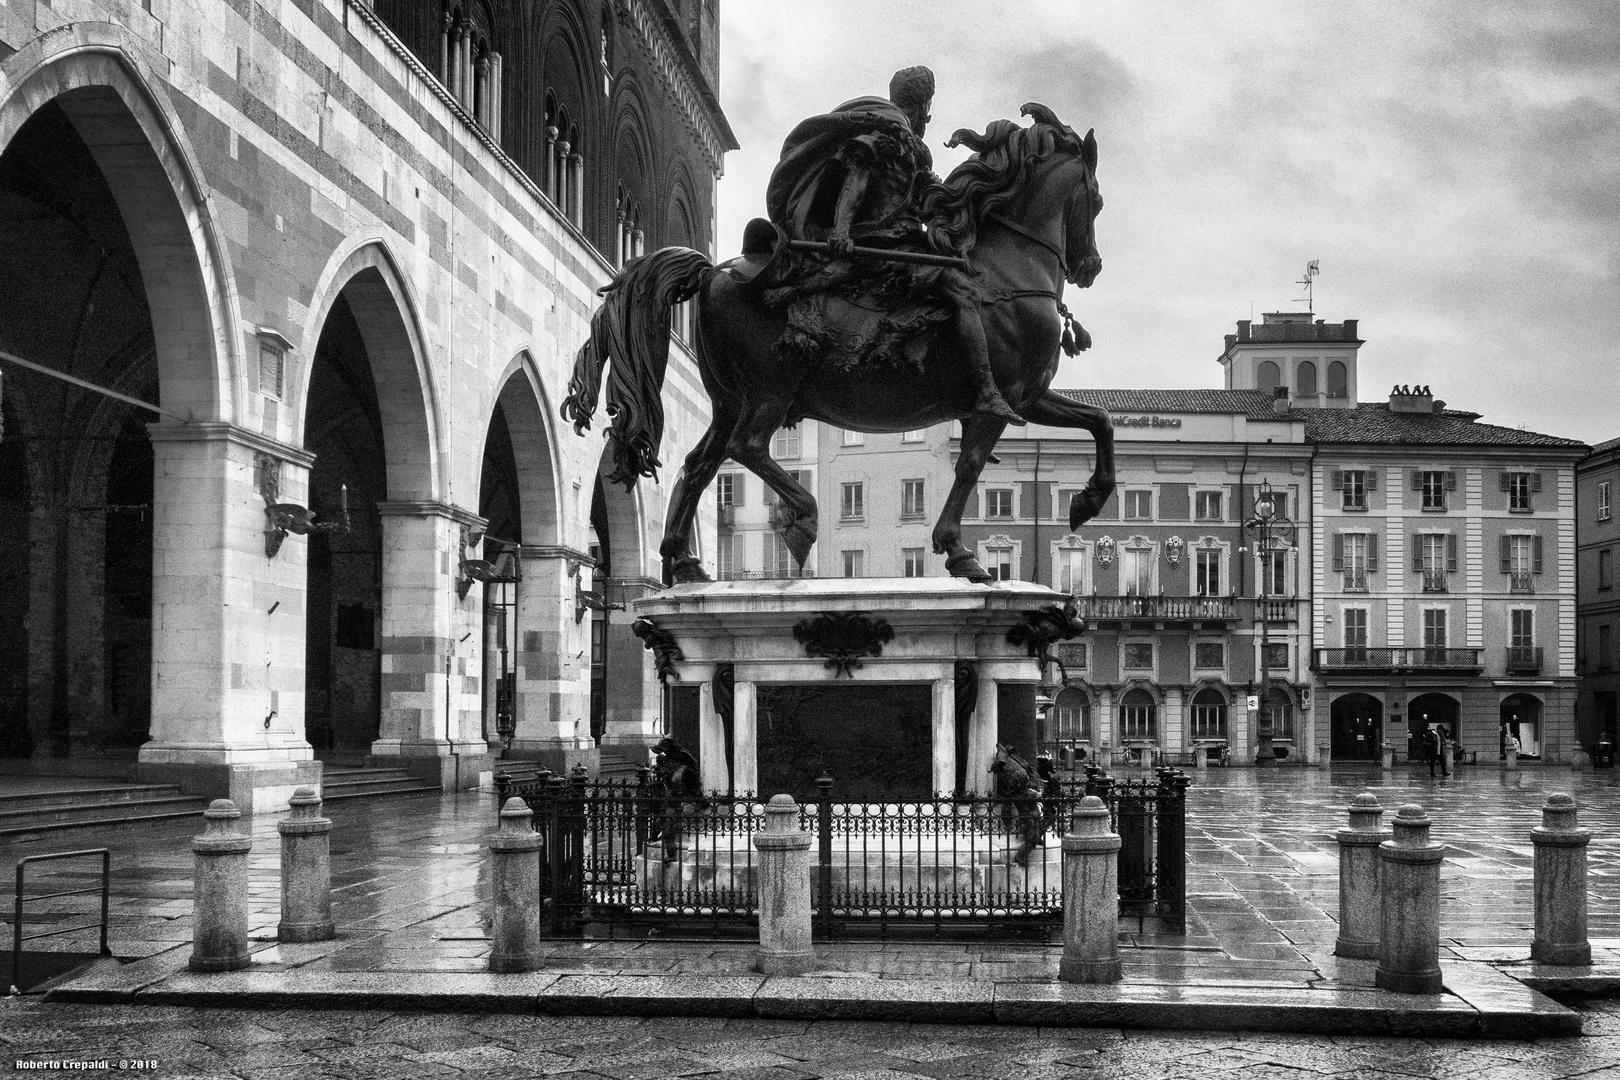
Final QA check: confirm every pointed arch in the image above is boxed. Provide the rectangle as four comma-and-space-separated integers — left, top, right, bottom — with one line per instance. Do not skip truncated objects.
0, 24, 243, 423
295, 238, 442, 501
483, 351, 563, 547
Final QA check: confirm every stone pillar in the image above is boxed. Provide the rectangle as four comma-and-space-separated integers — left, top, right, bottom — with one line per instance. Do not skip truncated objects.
371, 503, 490, 790
1532, 793, 1591, 966
138, 426, 320, 814
1060, 796, 1121, 983
1334, 792, 1386, 960
696, 668, 731, 794
733, 679, 758, 793
510, 548, 595, 774
190, 799, 252, 972
753, 794, 814, 975
931, 676, 957, 796
601, 578, 662, 748
488, 797, 544, 973
967, 672, 999, 795
277, 786, 334, 942
1505, 743, 1519, 771
1376, 804, 1445, 994
1193, 746, 1207, 769
1381, 741, 1395, 769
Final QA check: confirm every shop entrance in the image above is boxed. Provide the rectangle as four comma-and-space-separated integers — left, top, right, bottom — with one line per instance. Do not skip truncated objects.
1330, 693, 1382, 761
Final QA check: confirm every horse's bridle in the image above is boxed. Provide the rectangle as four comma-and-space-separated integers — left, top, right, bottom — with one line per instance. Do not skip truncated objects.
985, 210, 1070, 281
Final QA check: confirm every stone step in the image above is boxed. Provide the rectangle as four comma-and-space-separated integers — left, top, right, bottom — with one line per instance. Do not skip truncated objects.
0, 784, 190, 812
318, 771, 441, 802
0, 794, 210, 838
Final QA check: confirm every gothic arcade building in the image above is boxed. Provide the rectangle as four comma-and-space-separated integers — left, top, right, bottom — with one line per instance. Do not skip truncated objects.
0, 0, 734, 808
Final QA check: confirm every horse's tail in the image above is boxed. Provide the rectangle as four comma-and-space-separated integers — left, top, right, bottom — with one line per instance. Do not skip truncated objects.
560, 247, 714, 490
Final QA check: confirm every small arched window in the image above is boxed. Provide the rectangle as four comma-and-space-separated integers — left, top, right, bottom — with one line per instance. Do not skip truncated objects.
1297, 361, 1318, 398
1054, 687, 1090, 743
543, 95, 584, 227
1256, 360, 1281, 396
1190, 689, 1227, 741
1327, 360, 1349, 398
1119, 688, 1157, 742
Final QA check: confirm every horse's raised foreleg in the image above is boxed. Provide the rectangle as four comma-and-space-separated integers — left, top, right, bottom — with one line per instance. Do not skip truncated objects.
659, 409, 738, 584
931, 416, 1006, 583
728, 407, 819, 568
1019, 390, 1116, 529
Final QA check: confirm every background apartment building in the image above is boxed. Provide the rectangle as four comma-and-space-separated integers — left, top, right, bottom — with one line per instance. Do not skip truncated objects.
1576, 437, 1620, 750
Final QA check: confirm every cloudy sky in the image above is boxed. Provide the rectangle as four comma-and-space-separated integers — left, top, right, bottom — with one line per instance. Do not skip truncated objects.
713, 1, 1618, 445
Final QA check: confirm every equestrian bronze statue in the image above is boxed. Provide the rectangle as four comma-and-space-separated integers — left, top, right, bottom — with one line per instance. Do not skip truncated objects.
563, 75, 1115, 586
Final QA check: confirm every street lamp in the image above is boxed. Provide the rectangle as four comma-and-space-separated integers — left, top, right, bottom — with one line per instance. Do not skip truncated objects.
1244, 480, 1296, 767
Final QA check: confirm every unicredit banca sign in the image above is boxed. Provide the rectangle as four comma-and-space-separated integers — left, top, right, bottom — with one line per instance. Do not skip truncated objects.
1111, 414, 1183, 428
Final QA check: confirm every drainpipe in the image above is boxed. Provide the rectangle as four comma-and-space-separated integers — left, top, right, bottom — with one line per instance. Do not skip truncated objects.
1031, 438, 1043, 585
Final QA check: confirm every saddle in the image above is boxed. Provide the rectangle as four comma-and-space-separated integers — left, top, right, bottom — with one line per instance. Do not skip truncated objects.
718, 217, 953, 376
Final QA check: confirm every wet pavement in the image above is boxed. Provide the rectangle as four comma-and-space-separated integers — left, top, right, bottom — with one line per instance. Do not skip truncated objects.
4, 764, 1620, 1037
4, 995, 1620, 1078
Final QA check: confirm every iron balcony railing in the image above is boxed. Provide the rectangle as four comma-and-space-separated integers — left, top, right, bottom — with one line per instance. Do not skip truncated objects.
1316, 647, 1483, 673
1509, 571, 1534, 594
1341, 570, 1369, 592
1421, 569, 1450, 593
716, 505, 735, 529
1505, 646, 1544, 674
1075, 595, 1237, 622
719, 567, 817, 581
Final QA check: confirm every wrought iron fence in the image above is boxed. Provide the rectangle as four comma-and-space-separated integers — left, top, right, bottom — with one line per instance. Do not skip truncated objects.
496, 764, 1189, 939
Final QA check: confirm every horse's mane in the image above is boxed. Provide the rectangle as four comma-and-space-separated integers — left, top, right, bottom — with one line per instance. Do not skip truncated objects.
923, 102, 1086, 258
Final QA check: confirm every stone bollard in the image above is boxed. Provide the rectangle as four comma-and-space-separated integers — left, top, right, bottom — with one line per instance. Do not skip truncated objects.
753, 794, 815, 975
1193, 745, 1208, 770
1334, 793, 1386, 959
487, 796, 544, 973
278, 786, 335, 942
1375, 804, 1445, 993
1060, 795, 1122, 983
190, 799, 253, 972
1380, 742, 1395, 770
1505, 744, 1519, 771
1532, 793, 1591, 965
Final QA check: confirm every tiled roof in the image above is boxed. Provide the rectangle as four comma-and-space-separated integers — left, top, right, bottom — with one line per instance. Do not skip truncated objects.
1590, 436, 1620, 456
1055, 388, 1588, 449
1298, 403, 1587, 448
1057, 388, 1283, 419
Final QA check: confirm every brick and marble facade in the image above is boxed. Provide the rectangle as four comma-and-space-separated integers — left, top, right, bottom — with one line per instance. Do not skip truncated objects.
0, 0, 732, 808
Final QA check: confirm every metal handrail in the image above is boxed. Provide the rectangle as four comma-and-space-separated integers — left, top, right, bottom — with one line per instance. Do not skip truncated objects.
10, 848, 111, 996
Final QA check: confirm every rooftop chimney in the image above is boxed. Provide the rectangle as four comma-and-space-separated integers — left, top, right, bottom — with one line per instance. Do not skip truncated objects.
1389, 383, 1435, 414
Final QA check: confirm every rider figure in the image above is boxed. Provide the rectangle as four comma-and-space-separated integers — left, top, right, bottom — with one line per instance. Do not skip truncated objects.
766, 66, 1023, 426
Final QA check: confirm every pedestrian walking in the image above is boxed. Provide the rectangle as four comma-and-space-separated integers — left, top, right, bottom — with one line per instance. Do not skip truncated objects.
1438, 726, 1452, 777
1422, 725, 1441, 778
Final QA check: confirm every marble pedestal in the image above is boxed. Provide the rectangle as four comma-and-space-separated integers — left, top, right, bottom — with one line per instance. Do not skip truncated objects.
632, 578, 1067, 796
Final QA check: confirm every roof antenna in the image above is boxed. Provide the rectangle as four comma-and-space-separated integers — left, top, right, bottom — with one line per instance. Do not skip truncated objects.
1296, 260, 1319, 313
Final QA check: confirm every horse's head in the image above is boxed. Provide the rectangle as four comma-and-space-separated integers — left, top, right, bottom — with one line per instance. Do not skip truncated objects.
1018, 104, 1103, 289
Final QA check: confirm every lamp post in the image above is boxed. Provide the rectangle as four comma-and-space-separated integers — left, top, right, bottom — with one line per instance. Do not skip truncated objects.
1244, 480, 1296, 767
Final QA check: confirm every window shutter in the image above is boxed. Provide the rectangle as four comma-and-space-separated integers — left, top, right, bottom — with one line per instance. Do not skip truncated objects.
1412, 534, 1424, 570
1531, 472, 1542, 493
1367, 471, 1378, 491
764, 484, 777, 507
1331, 470, 1343, 491
1499, 472, 1510, 492
1411, 470, 1423, 491
1332, 534, 1344, 571
1445, 471, 1457, 491
1533, 534, 1544, 573
1368, 535, 1379, 571
1446, 533, 1458, 572
734, 477, 746, 507
1499, 535, 1511, 574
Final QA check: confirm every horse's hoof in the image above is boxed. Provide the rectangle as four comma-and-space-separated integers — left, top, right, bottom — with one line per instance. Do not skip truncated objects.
783, 518, 818, 567
1069, 487, 1108, 530
946, 552, 993, 584
671, 556, 711, 584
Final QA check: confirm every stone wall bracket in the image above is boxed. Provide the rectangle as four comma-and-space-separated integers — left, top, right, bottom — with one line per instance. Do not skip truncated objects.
793, 611, 894, 678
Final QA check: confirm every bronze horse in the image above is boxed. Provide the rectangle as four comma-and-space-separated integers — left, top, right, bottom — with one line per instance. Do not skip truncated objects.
563, 103, 1115, 585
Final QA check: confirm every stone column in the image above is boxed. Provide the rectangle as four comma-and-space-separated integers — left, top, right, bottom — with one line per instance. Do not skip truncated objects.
1532, 793, 1591, 965
1505, 743, 1519, 771
966, 671, 999, 795
190, 799, 252, 972
1376, 804, 1445, 994
753, 794, 814, 975
733, 678, 758, 793
511, 548, 593, 774
601, 578, 662, 749
1334, 792, 1386, 960
1060, 796, 1121, 983
278, 786, 334, 942
488, 797, 544, 973
931, 676, 957, 796
372, 503, 489, 789
138, 425, 319, 814
696, 667, 731, 794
